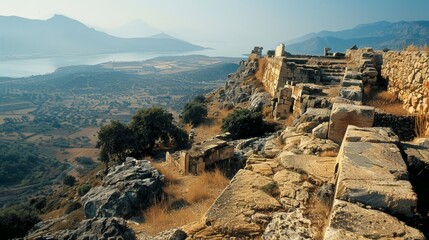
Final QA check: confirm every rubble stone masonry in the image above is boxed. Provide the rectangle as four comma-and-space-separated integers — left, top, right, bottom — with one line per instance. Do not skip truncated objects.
381, 51, 429, 115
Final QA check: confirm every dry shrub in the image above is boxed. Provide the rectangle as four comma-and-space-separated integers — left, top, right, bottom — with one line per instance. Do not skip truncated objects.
415, 113, 429, 137
375, 91, 397, 103
423, 44, 429, 52
405, 44, 419, 52
307, 198, 331, 240
284, 114, 295, 126
255, 58, 267, 80
186, 180, 211, 203
319, 150, 338, 157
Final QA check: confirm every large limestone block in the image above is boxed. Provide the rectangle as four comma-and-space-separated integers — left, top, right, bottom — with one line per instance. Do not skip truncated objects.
324, 200, 424, 240
201, 170, 281, 238
328, 103, 375, 144
338, 86, 362, 102
335, 126, 417, 218
342, 79, 363, 88
280, 154, 336, 182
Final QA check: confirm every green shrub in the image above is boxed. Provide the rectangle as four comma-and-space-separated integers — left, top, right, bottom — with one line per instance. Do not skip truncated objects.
63, 175, 76, 186
221, 109, 266, 139
182, 102, 208, 125
78, 183, 91, 196
0, 204, 41, 239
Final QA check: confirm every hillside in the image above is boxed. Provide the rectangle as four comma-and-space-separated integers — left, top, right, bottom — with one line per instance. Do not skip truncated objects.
0, 15, 205, 58
286, 20, 429, 55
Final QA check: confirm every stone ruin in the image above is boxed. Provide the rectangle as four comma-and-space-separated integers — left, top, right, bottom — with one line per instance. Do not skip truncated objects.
182, 45, 429, 239
166, 134, 234, 175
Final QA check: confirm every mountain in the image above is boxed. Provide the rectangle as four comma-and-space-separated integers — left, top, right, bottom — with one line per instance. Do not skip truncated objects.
0, 15, 204, 58
104, 19, 162, 38
286, 21, 429, 55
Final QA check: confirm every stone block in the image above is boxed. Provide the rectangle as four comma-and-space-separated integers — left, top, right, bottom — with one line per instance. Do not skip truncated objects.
328, 103, 375, 144
312, 122, 329, 139
342, 79, 363, 88
338, 86, 362, 102
324, 200, 424, 240
335, 126, 417, 218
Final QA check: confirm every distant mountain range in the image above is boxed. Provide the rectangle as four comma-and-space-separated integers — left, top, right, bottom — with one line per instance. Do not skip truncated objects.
286, 21, 429, 55
0, 15, 205, 59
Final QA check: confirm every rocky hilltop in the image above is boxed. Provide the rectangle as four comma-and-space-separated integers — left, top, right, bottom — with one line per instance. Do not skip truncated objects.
25, 45, 429, 239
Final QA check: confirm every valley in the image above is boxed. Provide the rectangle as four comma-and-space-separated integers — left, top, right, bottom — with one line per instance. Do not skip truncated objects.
0, 55, 240, 204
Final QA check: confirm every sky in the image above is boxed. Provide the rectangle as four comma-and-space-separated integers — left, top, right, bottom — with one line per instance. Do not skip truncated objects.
1, 0, 429, 55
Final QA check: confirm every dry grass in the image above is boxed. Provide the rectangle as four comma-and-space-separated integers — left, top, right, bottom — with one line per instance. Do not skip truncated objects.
133, 163, 229, 236
363, 87, 408, 115
255, 58, 267, 81
306, 197, 331, 240
404, 44, 429, 52
152, 161, 181, 184
186, 169, 229, 203
52, 208, 85, 232
415, 113, 429, 137
284, 114, 295, 126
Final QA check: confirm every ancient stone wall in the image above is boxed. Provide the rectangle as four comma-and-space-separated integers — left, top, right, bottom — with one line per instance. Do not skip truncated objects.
381, 51, 429, 115
373, 112, 416, 141
262, 57, 288, 96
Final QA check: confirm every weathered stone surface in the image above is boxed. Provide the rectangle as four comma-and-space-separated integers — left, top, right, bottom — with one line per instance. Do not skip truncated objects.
263, 209, 313, 240
139, 228, 187, 240
324, 200, 424, 240
82, 158, 163, 218
280, 154, 336, 182
338, 86, 362, 102
328, 103, 375, 144
342, 79, 363, 88
26, 217, 136, 240
335, 126, 417, 218
312, 122, 329, 139
189, 169, 281, 238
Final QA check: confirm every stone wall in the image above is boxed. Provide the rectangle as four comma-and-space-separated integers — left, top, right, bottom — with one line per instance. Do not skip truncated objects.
262, 57, 288, 96
374, 112, 416, 141
381, 51, 429, 115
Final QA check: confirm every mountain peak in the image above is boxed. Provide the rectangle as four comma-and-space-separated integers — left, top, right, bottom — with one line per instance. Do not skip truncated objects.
147, 33, 176, 39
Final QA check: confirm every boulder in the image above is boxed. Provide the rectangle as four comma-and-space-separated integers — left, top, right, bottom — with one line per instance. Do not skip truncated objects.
334, 126, 417, 218
82, 158, 163, 218
139, 228, 187, 240
250, 92, 271, 112
188, 169, 281, 238
324, 200, 424, 240
328, 103, 375, 144
26, 217, 135, 240
312, 122, 329, 139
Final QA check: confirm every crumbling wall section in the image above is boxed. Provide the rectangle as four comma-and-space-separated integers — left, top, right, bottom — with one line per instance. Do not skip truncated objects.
381, 51, 429, 115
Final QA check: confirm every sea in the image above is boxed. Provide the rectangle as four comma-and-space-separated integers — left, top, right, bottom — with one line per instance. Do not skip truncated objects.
0, 45, 248, 78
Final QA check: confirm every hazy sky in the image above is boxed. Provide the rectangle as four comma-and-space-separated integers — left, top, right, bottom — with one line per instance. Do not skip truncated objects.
1, 0, 429, 55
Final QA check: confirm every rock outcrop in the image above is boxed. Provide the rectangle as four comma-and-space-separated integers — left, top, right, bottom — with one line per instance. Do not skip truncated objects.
26, 217, 135, 240
83, 158, 164, 218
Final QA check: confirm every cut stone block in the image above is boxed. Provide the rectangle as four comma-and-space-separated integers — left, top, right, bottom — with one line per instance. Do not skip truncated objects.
342, 79, 363, 88
334, 126, 417, 218
339, 86, 362, 102
328, 103, 375, 144
324, 200, 424, 240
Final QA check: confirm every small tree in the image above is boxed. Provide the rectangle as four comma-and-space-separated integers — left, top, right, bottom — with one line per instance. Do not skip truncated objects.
221, 109, 265, 139
63, 175, 76, 186
78, 183, 92, 196
96, 120, 132, 166
182, 102, 208, 126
